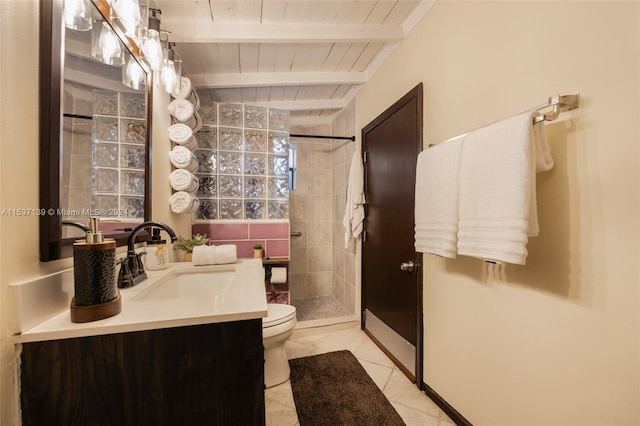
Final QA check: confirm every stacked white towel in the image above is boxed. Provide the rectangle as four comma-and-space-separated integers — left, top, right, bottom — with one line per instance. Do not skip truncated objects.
414, 136, 463, 258
169, 169, 199, 192
171, 76, 192, 100
191, 244, 238, 265
169, 145, 199, 173
169, 191, 200, 214
168, 98, 195, 123
168, 123, 198, 150
342, 151, 366, 248
456, 109, 553, 265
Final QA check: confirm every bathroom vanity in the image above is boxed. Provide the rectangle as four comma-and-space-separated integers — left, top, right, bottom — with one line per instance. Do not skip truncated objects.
15, 260, 268, 426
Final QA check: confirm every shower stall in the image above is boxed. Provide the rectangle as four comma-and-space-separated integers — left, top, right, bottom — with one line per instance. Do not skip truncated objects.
288, 101, 359, 324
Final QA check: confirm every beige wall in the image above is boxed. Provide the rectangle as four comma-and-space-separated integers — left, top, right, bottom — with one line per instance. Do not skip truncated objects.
356, 1, 639, 425
0, 2, 188, 423
1, 2, 52, 424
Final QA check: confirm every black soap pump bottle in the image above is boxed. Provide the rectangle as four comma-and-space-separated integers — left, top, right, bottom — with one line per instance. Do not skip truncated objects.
70, 217, 121, 323
145, 227, 169, 270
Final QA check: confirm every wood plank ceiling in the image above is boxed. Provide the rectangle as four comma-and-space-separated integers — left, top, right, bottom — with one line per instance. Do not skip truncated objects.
150, 0, 435, 124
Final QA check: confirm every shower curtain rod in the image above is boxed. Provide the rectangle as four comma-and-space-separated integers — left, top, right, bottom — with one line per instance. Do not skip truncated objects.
64, 113, 93, 120
290, 134, 355, 142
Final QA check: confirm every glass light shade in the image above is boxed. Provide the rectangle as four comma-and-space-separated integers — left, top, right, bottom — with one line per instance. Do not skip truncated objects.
158, 48, 182, 93
64, 0, 92, 31
122, 54, 145, 90
111, 0, 147, 40
141, 29, 162, 71
91, 21, 125, 66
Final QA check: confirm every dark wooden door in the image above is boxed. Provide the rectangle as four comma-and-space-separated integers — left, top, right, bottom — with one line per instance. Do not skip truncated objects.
362, 84, 422, 381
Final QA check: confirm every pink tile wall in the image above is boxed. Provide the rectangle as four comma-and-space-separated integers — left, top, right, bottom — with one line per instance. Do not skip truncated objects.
192, 221, 290, 258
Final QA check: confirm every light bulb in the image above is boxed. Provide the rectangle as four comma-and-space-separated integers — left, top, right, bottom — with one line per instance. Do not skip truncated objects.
142, 30, 162, 71
99, 22, 123, 63
64, 0, 92, 31
113, 0, 141, 38
123, 55, 145, 90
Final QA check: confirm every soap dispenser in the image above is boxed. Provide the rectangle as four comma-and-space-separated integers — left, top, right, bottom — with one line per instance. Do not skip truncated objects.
145, 227, 169, 270
70, 217, 121, 323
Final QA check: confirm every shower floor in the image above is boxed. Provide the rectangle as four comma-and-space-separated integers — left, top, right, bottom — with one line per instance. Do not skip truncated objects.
291, 295, 351, 322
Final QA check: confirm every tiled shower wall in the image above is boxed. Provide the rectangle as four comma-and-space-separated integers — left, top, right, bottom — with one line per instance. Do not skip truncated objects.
62, 87, 93, 239
288, 124, 334, 302
288, 98, 357, 315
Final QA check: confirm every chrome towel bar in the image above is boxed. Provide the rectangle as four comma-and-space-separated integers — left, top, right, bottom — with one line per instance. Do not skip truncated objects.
428, 93, 580, 148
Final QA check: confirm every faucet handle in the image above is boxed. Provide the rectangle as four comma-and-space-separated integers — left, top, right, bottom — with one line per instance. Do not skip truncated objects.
136, 252, 146, 275
117, 258, 134, 288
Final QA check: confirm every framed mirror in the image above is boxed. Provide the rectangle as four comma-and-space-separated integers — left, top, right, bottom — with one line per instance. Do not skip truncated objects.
40, 0, 152, 261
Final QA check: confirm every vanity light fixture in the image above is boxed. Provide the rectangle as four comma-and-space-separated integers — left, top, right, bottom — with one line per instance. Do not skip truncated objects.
141, 9, 163, 71
91, 20, 125, 66
63, 0, 92, 31
122, 53, 145, 90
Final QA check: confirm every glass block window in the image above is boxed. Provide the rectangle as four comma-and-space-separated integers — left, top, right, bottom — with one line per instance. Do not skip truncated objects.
192, 102, 290, 220
91, 90, 146, 219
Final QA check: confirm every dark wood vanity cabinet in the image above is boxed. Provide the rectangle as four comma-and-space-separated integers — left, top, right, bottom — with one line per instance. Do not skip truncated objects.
20, 319, 265, 426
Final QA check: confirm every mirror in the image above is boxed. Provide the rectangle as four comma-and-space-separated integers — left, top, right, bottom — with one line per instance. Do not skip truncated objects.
40, 0, 152, 261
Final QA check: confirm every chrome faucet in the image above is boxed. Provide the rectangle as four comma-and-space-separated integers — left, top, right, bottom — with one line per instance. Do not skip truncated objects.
118, 221, 178, 288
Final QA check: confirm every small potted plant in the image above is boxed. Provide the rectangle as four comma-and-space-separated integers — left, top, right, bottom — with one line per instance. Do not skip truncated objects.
173, 233, 210, 262
253, 243, 264, 258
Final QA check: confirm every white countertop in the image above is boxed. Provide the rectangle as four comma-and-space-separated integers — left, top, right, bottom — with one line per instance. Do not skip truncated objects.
14, 259, 268, 344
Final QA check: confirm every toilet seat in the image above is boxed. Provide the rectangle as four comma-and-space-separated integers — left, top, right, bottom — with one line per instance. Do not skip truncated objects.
263, 303, 296, 328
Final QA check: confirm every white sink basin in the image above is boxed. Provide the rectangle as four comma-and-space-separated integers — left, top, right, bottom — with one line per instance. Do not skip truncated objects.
14, 259, 268, 344
132, 264, 237, 301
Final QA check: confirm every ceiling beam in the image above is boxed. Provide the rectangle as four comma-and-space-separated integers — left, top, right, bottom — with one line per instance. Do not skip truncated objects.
190, 71, 366, 89
164, 22, 404, 44
248, 99, 345, 111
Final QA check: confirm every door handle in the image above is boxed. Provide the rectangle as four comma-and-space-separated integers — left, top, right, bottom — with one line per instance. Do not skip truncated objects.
400, 261, 415, 272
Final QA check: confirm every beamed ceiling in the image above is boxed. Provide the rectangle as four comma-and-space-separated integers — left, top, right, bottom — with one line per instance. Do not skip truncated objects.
149, 0, 436, 124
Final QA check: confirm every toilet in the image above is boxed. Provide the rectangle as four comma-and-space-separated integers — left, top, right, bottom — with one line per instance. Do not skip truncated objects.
262, 303, 297, 388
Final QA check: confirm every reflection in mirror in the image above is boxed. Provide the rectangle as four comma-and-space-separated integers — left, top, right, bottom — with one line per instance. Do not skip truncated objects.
40, 0, 151, 261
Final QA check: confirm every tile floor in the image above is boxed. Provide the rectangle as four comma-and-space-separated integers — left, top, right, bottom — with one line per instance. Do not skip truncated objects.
265, 321, 456, 426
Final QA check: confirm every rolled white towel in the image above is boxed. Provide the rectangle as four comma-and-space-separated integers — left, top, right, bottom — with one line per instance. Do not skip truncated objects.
205, 245, 217, 265
192, 244, 209, 265
171, 76, 192, 99
215, 244, 237, 264
191, 245, 216, 265
169, 145, 199, 173
168, 124, 198, 150
169, 169, 199, 192
168, 123, 193, 144
168, 98, 195, 123
169, 191, 199, 214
